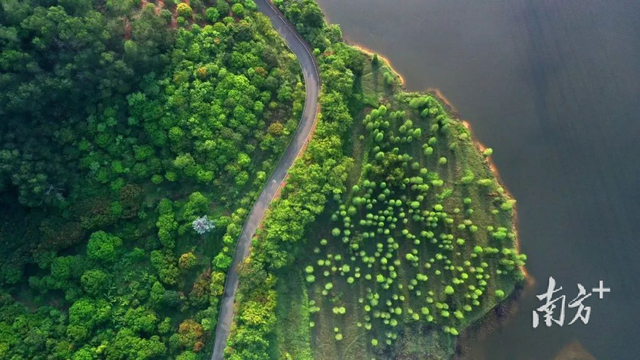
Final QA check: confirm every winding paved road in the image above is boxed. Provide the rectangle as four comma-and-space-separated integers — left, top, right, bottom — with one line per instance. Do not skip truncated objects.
210, 1, 320, 359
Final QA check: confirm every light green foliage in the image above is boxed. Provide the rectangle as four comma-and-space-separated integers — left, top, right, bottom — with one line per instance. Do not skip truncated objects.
86, 231, 122, 262
176, 3, 193, 18
212, 252, 232, 270
231, 3, 245, 17
205, 7, 220, 23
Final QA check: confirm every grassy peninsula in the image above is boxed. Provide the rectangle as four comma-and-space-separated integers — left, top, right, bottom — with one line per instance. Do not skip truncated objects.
225, 1, 527, 359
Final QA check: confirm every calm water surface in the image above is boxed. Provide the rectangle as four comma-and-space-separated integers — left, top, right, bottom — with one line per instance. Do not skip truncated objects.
316, 0, 640, 358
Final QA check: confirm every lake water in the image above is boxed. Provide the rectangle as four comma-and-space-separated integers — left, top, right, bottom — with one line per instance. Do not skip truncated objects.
316, 0, 640, 358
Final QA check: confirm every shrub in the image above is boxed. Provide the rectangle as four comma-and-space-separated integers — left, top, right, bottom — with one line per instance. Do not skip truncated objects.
81, 269, 108, 295
205, 7, 220, 23
179, 252, 197, 270
87, 231, 122, 262
231, 3, 244, 17
177, 3, 193, 18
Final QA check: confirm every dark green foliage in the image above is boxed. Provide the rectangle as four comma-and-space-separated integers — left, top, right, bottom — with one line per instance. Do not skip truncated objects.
0, 0, 172, 207
0, 1, 302, 358
80, 269, 109, 295
372, 53, 380, 67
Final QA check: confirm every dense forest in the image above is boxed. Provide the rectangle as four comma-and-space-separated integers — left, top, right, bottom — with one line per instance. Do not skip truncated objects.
223, 0, 527, 359
0, 0, 303, 358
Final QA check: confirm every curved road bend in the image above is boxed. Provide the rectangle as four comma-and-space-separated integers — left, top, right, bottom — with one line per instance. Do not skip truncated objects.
211, 1, 320, 359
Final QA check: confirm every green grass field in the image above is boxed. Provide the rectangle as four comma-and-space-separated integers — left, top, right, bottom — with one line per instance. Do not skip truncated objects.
273, 53, 526, 360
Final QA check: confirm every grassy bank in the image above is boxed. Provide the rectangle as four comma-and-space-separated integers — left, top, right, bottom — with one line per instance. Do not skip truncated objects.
272, 30, 526, 360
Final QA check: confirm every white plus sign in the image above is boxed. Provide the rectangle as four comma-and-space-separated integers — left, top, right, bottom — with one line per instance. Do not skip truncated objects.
592, 280, 610, 299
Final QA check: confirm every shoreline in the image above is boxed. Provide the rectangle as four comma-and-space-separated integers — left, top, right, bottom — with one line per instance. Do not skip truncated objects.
347, 39, 531, 284
313, 11, 532, 357
453, 283, 532, 359
346, 42, 407, 86
460, 119, 532, 283
433, 88, 533, 286
343, 37, 535, 355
